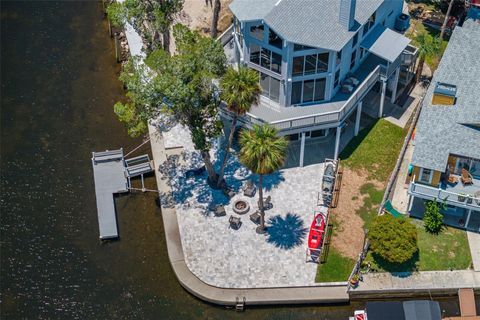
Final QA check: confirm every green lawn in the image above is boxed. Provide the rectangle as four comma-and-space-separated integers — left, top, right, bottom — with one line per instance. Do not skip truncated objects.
357, 183, 384, 230
316, 247, 356, 282
340, 119, 407, 182
364, 219, 472, 272
315, 215, 356, 282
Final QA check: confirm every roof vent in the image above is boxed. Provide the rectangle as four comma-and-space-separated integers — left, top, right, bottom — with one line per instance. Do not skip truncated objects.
339, 0, 356, 30
432, 82, 457, 105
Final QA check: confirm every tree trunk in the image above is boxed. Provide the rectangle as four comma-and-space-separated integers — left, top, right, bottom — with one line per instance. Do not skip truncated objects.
415, 56, 425, 83
201, 150, 217, 184
440, 0, 454, 40
210, 0, 221, 39
216, 115, 237, 188
162, 28, 170, 54
258, 175, 265, 230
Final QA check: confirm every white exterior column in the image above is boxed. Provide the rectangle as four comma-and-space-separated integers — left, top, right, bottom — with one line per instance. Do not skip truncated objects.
390, 67, 400, 103
355, 101, 363, 136
465, 209, 472, 229
407, 194, 414, 214
334, 126, 341, 161
299, 132, 306, 167
379, 79, 387, 118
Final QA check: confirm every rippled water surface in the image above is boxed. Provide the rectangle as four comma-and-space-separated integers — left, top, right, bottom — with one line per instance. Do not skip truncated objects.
0, 2, 465, 319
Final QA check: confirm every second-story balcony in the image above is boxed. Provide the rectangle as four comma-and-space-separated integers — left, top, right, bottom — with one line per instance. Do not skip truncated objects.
409, 175, 480, 212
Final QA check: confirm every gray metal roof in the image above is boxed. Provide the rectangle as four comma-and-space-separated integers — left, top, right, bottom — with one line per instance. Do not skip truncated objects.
230, 0, 385, 51
361, 24, 411, 63
411, 19, 480, 172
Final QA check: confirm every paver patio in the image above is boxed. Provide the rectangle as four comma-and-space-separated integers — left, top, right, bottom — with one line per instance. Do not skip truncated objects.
156, 122, 330, 288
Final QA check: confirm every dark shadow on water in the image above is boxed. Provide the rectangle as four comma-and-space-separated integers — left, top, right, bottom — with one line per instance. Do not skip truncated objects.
266, 213, 308, 250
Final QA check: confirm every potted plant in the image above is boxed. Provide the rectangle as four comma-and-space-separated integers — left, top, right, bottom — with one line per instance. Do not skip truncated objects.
458, 193, 466, 202
350, 274, 360, 287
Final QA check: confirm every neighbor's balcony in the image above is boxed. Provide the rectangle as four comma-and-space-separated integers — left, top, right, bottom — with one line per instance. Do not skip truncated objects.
408, 176, 480, 211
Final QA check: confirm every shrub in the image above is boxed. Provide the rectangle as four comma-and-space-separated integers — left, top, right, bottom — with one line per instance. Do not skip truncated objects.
369, 215, 418, 264
423, 200, 444, 234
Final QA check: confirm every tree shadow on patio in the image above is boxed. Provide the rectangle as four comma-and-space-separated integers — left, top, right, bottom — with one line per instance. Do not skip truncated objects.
266, 213, 308, 250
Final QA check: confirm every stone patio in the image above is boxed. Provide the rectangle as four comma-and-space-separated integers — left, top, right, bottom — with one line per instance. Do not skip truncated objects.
157, 123, 331, 288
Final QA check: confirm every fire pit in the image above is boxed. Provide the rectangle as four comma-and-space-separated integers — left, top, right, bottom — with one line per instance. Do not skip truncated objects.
233, 199, 250, 215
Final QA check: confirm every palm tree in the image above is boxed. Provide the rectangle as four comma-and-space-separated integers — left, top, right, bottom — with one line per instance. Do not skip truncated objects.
211, 0, 221, 38
440, 0, 454, 40
239, 125, 288, 233
217, 66, 261, 188
415, 32, 440, 83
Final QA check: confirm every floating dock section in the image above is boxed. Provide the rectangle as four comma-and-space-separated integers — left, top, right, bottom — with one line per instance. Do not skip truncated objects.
91, 149, 128, 240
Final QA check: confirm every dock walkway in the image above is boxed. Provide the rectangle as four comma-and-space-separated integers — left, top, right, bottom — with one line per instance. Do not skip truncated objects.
91, 149, 128, 240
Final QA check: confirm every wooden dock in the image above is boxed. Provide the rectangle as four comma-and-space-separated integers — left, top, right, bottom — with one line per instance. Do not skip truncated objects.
91, 149, 128, 240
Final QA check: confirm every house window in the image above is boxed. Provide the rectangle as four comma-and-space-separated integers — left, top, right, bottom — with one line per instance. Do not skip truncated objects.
292, 53, 330, 77
250, 24, 264, 41
261, 47, 271, 69
249, 44, 282, 75
334, 69, 340, 88
314, 78, 326, 101
336, 50, 342, 65
363, 12, 376, 36
291, 81, 302, 104
268, 28, 283, 49
317, 53, 329, 73
419, 168, 433, 184
304, 55, 317, 75
249, 44, 261, 64
294, 43, 315, 51
259, 72, 280, 103
293, 56, 304, 76
352, 32, 358, 47
350, 49, 357, 70
290, 78, 326, 105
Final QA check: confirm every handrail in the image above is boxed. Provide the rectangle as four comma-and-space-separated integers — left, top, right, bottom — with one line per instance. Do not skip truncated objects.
409, 181, 480, 208
254, 65, 381, 131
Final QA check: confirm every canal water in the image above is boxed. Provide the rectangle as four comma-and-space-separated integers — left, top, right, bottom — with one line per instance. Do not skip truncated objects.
0, 2, 463, 319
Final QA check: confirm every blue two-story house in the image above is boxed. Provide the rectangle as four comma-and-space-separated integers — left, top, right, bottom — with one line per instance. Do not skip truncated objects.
223, 0, 417, 166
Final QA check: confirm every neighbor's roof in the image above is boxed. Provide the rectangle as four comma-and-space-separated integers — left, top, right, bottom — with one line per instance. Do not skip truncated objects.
361, 24, 411, 63
411, 19, 480, 172
229, 0, 384, 51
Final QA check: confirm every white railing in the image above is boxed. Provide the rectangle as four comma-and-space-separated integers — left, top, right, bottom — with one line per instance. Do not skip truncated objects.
409, 181, 480, 210
259, 65, 382, 131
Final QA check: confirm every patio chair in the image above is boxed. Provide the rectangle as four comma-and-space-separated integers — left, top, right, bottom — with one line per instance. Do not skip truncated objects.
243, 180, 256, 198
229, 215, 242, 230
447, 173, 459, 185
461, 169, 473, 185
258, 195, 272, 210
250, 211, 261, 225
214, 205, 226, 217
223, 187, 235, 198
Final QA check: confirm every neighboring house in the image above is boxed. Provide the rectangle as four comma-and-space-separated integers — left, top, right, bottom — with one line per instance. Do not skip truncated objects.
223, 0, 417, 166
407, 17, 480, 231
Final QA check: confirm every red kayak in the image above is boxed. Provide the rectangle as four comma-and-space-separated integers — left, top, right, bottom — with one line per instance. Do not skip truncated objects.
308, 213, 326, 254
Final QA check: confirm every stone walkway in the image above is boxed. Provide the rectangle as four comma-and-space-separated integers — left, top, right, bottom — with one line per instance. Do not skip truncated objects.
468, 231, 480, 272
351, 270, 480, 294
156, 122, 329, 288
